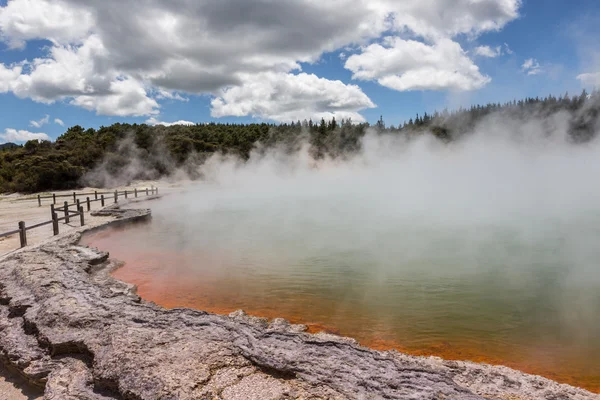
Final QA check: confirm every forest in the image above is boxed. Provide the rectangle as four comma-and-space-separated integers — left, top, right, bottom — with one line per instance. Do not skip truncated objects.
1, 90, 598, 193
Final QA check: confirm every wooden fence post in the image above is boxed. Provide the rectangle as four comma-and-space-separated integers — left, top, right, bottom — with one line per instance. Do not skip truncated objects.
18, 221, 27, 248
52, 212, 59, 235
124, 190, 128, 199
53, 193, 56, 204
134, 188, 138, 198
146, 188, 149, 196
73, 192, 76, 202
64, 201, 70, 224
86, 197, 91, 211
76, 199, 81, 212
38, 194, 41, 207
50, 204, 55, 220
95, 191, 98, 200
79, 206, 85, 226
114, 190, 118, 203
101, 194, 105, 207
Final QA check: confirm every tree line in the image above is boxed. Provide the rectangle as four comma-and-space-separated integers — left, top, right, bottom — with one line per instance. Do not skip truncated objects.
1, 89, 598, 193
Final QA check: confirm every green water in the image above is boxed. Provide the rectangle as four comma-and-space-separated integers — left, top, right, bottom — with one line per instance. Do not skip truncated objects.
82, 193, 600, 391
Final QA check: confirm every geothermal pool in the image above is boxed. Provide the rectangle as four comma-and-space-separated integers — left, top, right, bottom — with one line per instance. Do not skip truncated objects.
82, 195, 600, 392
82, 135, 600, 392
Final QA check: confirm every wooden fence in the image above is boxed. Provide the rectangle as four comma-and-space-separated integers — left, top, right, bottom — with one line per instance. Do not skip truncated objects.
23, 186, 159, 207
0, 187, 158, 249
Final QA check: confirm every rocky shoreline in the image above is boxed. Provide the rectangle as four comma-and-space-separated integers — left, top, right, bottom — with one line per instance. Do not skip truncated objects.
0, 203, 598, 400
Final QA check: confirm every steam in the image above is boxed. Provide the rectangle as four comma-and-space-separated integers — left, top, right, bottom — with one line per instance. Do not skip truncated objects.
138, 109, 600, 306
157, 110, 600, 328
81, 133, 194, 188
84, 108, 600, 379
166, 111, 600, 231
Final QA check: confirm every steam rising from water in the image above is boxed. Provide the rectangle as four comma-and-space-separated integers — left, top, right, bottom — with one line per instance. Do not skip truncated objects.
85, 111, 600, 389
154, 112, 600, 329
171, 113, 600, 245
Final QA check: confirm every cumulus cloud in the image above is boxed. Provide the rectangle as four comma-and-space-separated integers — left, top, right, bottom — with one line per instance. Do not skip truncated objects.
59, 0, 383, 94
211, 72, 376, 122
339, 0, 519, 92
145, 117, 195, 127
474, 45, 502, 58
343, 0, 520, 92
29, 114, 50, 128
3, 34, 160, 116
0, 63, 22, 92
0, 0, 522, 118
345, 38, 491, 91
577, 72, 600, 87
155, 90, 189, 102
9, 35, 110, 103
54, 118, 65, 126
0, 128, 50, 143
69, 77, 159, 117
522, 58, 543, 75
0, 0, 93, 48
376, 0, 521, 39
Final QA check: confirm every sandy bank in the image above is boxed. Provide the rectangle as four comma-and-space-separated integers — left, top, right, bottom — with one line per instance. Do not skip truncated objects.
0, 202, 598, 399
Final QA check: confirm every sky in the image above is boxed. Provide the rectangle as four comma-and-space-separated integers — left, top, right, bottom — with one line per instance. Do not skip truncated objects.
1, 0, 600, 143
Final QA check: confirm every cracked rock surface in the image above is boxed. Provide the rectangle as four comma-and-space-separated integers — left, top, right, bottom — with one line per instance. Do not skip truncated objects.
0, 205, 598, 400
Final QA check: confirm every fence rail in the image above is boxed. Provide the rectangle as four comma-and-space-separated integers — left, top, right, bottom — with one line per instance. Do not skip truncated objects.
0, 187, 158, 250
0, 229, 20, 239
25, 186, 159, 207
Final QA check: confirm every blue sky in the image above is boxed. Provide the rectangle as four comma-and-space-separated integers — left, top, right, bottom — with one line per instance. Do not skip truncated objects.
1, 0, 599, 142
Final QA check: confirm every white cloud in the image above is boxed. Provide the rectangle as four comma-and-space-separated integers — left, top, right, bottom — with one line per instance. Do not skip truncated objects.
30, 114, 50, 128
0, 63, 22, 92
54, 118, 65, 126
0, 128, 50, 143
522, 58, 543, 75
504, 42, 514, 55
9, 35, 110, 103
145, 117, 195, 127
342, 0, 519, 92
0, 0, 93, 48
5, 35, 159, 116
577, 72, 600, 87
345, 38, 490, 91
474, 45, 502, 58
211, 72, 376, 122
69, 77, 159, 117
155, 90, 189, 102
0, 0, 522, 118
57, 0, 385, 94
376, 0, 521, 39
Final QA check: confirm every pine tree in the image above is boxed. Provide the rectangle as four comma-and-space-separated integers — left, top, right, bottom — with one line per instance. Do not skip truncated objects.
376, 115, 385, 131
